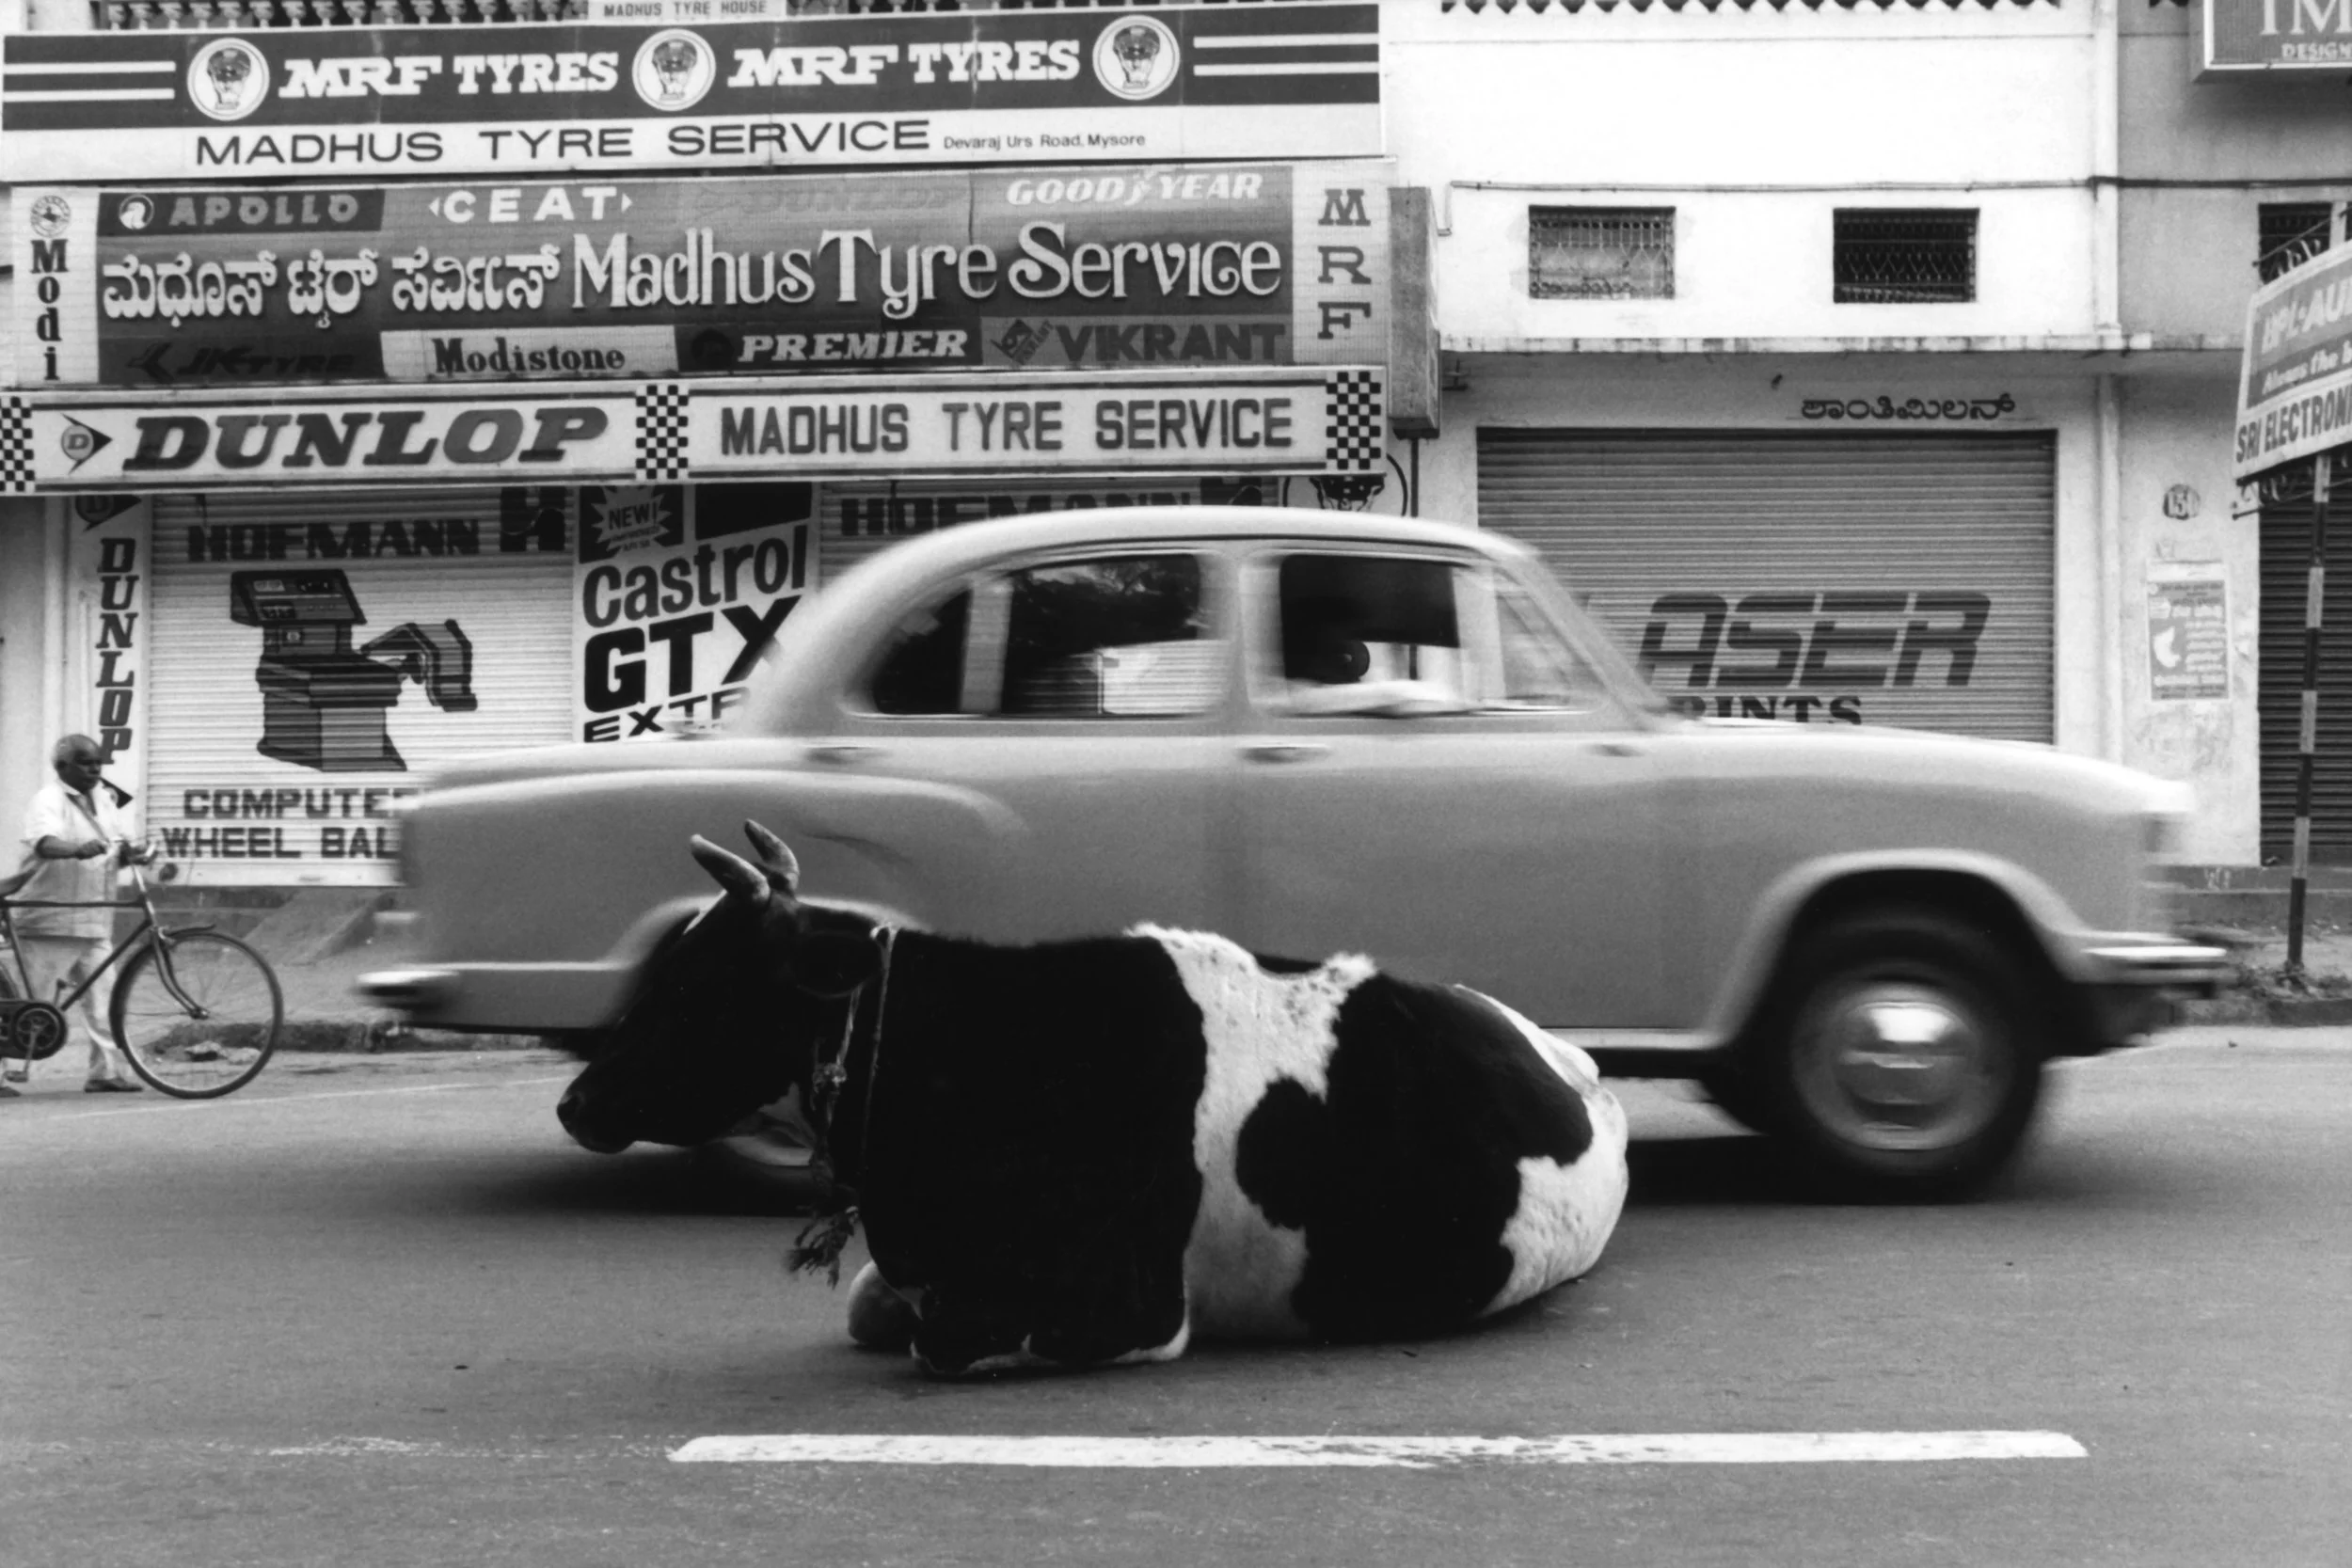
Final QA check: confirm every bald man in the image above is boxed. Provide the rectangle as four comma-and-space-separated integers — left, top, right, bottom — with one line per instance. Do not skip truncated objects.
11, 735, 145, 1093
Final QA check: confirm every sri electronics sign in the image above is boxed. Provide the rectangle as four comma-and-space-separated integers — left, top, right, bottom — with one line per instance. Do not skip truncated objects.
2233, 243, 2352, 478
11, 163, 1391, 389
1, 368, 1383, 492
0, 3, 1377, 181
2201, 0, 2352, 73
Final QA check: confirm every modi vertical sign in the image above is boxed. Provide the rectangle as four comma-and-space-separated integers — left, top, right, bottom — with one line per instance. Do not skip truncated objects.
2233, 242, 2352, 479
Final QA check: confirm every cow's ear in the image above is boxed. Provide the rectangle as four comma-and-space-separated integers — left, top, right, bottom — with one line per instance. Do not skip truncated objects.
788, 932, 883, 998
690, 835, 770, 905
742, 820, 801, 897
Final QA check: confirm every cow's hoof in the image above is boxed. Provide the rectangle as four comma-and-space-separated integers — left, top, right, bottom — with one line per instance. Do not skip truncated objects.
846, 1262, 917, 1353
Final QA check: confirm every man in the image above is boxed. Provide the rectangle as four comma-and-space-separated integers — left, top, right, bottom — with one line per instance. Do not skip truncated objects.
10, 735, 147, 1094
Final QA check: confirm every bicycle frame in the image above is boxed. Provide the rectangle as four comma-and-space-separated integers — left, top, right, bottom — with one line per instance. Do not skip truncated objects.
0, 857, 211, 1019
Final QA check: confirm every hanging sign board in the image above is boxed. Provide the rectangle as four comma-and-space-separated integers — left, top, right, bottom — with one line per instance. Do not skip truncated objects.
2201, 0, 2352, 75
2233, 242, 2352, 480
10, 163, 1390, 390
0, 3, 1378, 182
2, 367, 1383, 492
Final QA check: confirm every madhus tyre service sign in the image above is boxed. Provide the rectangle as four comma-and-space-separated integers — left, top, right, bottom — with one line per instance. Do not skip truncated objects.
0, 3, 1378, 180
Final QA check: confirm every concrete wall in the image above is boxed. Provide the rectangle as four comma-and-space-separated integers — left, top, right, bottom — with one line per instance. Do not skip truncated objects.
1389, 3, 2104, 344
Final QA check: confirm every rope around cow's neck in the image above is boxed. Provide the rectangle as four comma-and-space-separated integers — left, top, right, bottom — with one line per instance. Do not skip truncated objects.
788, 926, 896, 1287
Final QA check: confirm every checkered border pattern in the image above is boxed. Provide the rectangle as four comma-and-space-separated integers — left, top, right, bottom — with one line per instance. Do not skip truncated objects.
1322, 370, 1382, 473
0, 398, 32, 495
633, 383, 690, 482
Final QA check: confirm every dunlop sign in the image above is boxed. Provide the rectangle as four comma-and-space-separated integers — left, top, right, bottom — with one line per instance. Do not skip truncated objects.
0, 4, 1378, 181
4, 368, 1382, 491
2234, 242, 2352, 479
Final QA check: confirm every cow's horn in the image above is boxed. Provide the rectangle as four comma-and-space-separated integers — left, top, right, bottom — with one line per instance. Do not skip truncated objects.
741, 820, 801, 895
690, 835, 771, 904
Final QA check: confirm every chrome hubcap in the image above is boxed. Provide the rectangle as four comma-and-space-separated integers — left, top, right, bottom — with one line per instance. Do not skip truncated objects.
1792, 980, 2003, 1152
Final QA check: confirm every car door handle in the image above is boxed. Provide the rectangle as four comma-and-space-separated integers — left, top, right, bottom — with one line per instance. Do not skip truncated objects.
806, 744, 882, 766
1241, 743, 1330, 765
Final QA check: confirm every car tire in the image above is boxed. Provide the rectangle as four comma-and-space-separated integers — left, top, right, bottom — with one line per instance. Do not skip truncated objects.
1756, 906, 2046, 1202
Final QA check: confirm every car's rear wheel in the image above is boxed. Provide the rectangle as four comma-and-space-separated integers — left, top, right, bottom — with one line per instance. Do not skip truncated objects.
1756, 907, 2045, 1201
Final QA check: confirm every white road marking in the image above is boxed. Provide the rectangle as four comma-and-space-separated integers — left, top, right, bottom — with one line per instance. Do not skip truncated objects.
670, 1432, 2088, 1467
34, 1075, 574, 1121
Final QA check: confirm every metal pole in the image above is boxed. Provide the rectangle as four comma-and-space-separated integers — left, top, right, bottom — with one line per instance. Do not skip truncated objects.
2288, 451, 2332, 977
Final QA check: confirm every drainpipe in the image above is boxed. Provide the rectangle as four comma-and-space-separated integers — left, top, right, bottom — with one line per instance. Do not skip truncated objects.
2092, 0, 2126, 762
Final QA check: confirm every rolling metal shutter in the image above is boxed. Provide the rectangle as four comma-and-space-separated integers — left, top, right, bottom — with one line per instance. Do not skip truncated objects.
148, 488, 573, 886
1476, 430, 2056, 741
2258, 496, 2352, 862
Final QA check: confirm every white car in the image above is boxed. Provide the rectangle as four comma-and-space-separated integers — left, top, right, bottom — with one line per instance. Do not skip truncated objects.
365, 507, 2226, 1198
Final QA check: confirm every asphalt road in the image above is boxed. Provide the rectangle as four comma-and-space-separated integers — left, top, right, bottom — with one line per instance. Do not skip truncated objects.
2, 1029, 2345, 1568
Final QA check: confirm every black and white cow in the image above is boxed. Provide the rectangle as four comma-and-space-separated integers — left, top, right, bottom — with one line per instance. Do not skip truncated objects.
557, 822, 1628, 1377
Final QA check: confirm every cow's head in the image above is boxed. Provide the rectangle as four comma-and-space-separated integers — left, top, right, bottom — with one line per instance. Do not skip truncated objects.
555, 821, 883, 1155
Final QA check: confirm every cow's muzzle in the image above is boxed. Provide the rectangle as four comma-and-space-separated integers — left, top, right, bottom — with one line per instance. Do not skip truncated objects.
556, 1086, 634, 1155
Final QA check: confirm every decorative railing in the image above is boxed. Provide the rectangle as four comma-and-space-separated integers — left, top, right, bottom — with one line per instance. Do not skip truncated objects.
88, 0, 1263, 27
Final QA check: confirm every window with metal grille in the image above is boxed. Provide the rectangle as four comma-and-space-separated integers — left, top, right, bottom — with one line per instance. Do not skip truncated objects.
2259, 202, 2336, 283
1529, 207, 1676, 300
1832, 209, 1977, 305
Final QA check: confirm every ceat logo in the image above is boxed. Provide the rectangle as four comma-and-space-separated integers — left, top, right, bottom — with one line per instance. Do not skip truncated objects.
188, 39, 270, 122
1094, 16, 1178, 101
632, 29, 715, 112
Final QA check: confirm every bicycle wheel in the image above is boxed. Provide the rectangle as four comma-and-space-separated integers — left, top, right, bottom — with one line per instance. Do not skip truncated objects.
112, 930, 282, 1099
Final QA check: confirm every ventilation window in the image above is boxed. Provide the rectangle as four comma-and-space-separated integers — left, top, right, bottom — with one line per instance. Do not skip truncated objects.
1833, 209, 1977, 304
2259, 202, 2335, 283
1530, 207, 1676, 300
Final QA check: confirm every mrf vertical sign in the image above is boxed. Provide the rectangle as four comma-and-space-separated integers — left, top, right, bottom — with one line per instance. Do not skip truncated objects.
573, 481, 815, 741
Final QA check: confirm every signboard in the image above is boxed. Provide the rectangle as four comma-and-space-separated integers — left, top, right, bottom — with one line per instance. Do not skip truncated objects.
574, 481, 815, 744
2, 367, 1384, 491
2147, 572, 2231, 701
0, 4, 1378, 182
2201, 0, 2352, 75
2233, 243, 2352, 479
11, 162, 1391, 390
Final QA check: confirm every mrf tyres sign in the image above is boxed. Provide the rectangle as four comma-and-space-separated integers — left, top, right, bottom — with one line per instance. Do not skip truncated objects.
0, 4, 1377, 181
2235, 241, 2352, 480
10, 164, 1388, 389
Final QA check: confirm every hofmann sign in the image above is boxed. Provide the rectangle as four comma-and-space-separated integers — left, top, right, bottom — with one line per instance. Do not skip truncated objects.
2201, 0, 2352, 73
1, 368, 1383, 492
0, 3, 1377, 181
2234, 242, 2352, 479
12, 163, 1390, 389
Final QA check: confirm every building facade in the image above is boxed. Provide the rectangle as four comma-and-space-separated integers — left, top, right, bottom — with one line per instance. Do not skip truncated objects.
0, 0, 2325, 882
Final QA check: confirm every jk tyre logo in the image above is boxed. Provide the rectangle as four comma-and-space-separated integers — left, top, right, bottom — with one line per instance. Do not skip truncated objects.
633, 30, 716, 112
1095, 17, 1179, 102
189, 39, 271, 122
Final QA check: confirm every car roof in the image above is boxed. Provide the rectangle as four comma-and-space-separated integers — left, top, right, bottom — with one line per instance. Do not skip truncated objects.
832, 505, 1520, 585
741, 506, 1532, 732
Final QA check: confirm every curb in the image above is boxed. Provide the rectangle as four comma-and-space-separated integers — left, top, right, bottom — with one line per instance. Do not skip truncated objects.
2174, 994, 2352, 1027
275, 1020, 546, 1054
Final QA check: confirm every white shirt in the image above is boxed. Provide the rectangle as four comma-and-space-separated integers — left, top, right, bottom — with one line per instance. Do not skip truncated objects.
16, 780, 134, 940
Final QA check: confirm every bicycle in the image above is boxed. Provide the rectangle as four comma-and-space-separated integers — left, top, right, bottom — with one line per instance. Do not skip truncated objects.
0, 849, 283, 1098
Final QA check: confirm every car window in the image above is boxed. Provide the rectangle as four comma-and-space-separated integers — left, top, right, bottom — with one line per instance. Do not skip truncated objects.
866, 553, 1220, 719
1002, 554, 1218, 717
869, 589, 971, 716
1263, 552, 1608, 716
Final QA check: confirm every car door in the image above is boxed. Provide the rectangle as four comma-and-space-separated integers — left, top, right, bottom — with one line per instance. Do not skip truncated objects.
801, 543, 1239, 943
1231, 544, 1671, 1028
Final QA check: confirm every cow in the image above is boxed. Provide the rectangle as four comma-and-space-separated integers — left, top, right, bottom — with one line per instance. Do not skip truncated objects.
556, 821, 1629, 1377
